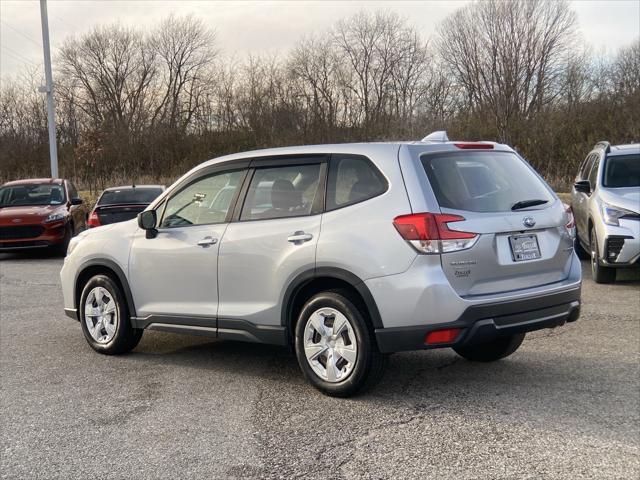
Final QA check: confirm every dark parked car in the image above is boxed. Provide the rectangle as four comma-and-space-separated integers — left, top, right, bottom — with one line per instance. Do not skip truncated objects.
0, 178, 86, 254
87, 185, 164, 228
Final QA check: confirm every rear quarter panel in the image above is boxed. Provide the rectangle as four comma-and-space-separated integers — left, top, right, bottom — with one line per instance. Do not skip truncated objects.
316, 145, 416, 280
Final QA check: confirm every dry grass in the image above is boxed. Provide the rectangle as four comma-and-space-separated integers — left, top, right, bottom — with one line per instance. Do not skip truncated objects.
556, 192, 571, 204
78, 190, 100, 211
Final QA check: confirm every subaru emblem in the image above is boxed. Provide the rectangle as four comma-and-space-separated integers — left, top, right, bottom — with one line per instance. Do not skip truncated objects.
523, 217, 536, 228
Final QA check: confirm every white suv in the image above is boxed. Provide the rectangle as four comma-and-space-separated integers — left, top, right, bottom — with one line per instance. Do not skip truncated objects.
571, 142, 640, 283
61, 132, 581, 397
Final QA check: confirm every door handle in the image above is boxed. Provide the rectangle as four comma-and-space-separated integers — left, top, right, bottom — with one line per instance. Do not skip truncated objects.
197, 236, 218, 247
287, 231, 313, 244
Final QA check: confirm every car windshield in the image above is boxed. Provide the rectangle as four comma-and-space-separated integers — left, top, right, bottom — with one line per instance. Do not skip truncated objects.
97, 187, 163, 206
603, 154, 640, 188
421, 151, 553, 212
0, 184, 66, 207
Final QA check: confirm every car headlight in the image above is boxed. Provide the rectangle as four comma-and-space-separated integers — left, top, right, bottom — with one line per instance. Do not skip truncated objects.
601, 202, 637, 226
44, 213, 66, 223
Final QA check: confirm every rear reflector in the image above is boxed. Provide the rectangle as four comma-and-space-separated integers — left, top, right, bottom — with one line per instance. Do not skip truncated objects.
425, 328, 462, 345
87, 211, 101, 228
453, 142, 493, 149
393, 213, 478, 254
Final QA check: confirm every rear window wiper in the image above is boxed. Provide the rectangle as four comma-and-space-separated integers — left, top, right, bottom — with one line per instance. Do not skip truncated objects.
511, 199, 549, 211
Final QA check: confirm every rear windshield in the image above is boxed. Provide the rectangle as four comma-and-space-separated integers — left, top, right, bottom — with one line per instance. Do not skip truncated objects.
421, 151, 553, 212
98, 187, 163, 206
603, 154, 640, 188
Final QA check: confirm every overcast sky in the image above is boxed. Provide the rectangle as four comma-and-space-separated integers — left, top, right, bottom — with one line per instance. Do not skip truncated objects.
1, 0, 639, 78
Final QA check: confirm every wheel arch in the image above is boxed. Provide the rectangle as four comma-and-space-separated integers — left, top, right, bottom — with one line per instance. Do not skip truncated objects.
282, 267, 383, 346
74, 259, 137, 318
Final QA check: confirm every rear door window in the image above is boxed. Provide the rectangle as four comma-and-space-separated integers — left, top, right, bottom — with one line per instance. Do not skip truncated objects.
421, 151, 553, 212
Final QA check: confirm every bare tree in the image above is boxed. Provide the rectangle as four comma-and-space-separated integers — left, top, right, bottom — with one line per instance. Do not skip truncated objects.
149, 15, 217, 132
437, 0, 577, 141
1, 10, 637, 193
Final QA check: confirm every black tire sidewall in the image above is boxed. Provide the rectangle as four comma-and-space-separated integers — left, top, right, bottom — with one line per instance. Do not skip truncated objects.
294, 291, 376, 397
454, 333, 525, 362
590, 228, 616, 283
79, 275, 132, 354
53, 223, 73, 256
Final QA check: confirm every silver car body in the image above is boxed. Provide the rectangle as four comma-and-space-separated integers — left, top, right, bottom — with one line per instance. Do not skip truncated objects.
572, 143, 640, 267
61, 139, 581, 351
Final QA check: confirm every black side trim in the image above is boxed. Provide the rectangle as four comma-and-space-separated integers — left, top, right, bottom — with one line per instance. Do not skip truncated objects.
132, 315, 286, 345
146, 323, 217, 338
132, 314, 216, 329
281, 267, 383, 330
64, 307, 78, 320
74, 259, 137, 317
375, 287, 581, 353
218, 318, 286, 345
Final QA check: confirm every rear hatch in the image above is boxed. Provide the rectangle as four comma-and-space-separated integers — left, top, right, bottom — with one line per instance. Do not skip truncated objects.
419, 148, 574, 297
93, 186, 163, 226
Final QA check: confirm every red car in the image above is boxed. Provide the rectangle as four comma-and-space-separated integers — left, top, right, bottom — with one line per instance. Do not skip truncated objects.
0, 178, 86, 254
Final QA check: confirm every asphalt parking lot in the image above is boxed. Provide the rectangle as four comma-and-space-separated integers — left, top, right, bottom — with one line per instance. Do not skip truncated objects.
1, 253, 638, 479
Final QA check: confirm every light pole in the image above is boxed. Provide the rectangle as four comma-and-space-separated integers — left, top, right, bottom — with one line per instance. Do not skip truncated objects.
39, 0, 58, 178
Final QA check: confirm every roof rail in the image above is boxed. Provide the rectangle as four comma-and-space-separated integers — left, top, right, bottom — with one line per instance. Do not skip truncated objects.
594, 141, 610, 153
421, 131, 449, 143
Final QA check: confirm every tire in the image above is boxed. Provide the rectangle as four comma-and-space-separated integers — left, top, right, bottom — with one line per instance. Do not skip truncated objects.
53, 223, 73, 256
574, 231, 590, 260
454, 333, 525, 362
294, 290, 387, 397
590, 227, 616, 284
79, 274, 143, 355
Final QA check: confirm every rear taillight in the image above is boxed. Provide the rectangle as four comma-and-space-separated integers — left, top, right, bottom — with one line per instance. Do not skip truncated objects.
393, 213, 478, 254
563, 203, 575, 229
87, 211, 101, 228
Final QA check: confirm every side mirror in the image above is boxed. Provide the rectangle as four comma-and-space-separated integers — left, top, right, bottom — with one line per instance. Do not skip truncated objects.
70, 198, 83, 206
138, 210, 158, 238
573, 180, 591, 194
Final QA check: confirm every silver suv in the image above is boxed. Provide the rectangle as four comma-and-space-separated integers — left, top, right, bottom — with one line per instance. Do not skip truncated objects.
571, 142, 640, 283
60, 132, 581, 397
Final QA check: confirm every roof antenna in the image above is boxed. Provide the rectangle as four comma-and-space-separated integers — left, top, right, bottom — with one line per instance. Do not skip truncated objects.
421, 131, 449, 143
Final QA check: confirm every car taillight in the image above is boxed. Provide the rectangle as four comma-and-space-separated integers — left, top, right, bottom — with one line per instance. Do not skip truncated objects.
563, 203, 575, 229
393, 213, 479, 254
87, 211, 101, 228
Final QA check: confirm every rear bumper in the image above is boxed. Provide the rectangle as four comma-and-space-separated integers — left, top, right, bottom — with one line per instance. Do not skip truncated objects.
375, 286, 581, 353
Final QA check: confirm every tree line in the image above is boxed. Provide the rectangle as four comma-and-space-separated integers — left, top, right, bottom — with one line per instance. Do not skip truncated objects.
1, 0, 638, 192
